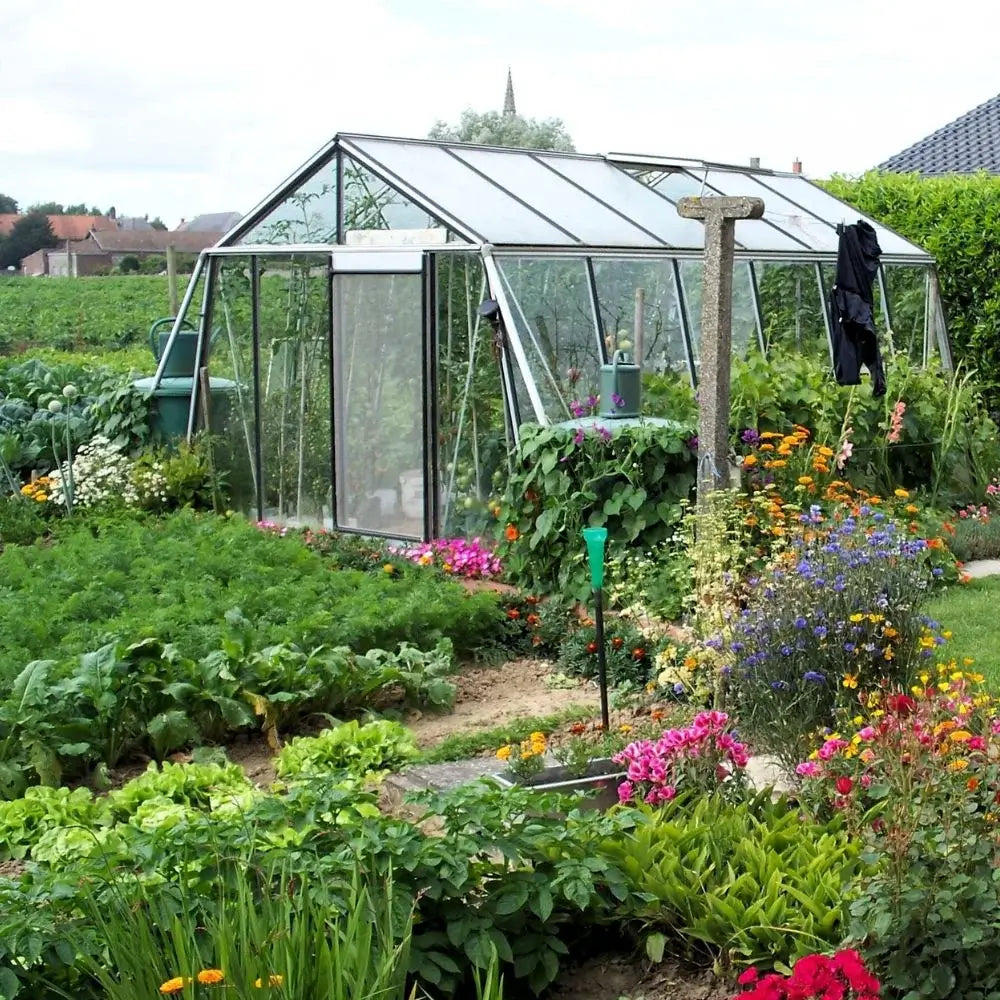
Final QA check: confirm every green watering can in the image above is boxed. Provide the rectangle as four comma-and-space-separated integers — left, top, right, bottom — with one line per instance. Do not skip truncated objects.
599, 349, 641, 418
149, 317, 202, 377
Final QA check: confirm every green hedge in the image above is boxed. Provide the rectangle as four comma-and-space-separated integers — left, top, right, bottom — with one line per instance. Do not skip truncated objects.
822, 171, 1000, 407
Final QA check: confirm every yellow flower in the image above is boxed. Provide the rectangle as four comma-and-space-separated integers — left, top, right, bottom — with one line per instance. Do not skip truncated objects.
529, 731, 546, 742
197, 970, 225, 985
160, 978, 190, 995
964, 657, 975, 667
495, 745, 511, 762
35, 493, 48, 502
849, 613, 864, 623
255, 975, 285, 988
818, 446, 834, 458
843, 673, 858, 689
742, 454, 758, 467
418, 553, 433, 566
383, 563, 395, 574
942, 630, 953, 640
860, 748, 875, 764
947, 758, 970, 772
765, 460, 787, 469
883, 647, 894, 661
797, 476, 814, 486
894, 488, 910, 499
853, 715, 864, 725
949, 730, 973, 743
619, 723, 633, 734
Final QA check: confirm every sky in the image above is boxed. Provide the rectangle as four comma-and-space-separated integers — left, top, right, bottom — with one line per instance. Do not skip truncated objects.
3, 0, 1000, 227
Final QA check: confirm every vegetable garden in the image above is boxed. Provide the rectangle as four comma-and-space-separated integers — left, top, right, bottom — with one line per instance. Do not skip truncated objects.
6, 170, 1000, 998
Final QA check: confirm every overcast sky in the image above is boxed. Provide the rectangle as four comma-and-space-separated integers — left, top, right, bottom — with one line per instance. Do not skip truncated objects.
3, 0, 1000, 227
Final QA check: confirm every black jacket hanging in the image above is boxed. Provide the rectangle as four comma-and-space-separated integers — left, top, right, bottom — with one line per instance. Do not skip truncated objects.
829, 220, 886, 397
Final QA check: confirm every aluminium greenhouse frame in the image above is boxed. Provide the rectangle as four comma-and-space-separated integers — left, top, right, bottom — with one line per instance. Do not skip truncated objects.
154, 133, 946, 542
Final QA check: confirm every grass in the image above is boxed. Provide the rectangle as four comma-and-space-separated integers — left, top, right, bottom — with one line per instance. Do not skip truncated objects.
925, 576, 1000, 687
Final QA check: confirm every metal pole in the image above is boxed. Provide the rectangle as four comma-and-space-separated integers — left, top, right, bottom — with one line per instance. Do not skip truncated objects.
594, 586, 610, 731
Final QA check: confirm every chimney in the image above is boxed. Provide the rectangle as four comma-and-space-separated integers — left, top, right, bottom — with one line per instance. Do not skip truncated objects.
749, 157, 760, 169
792, 158, 802, 174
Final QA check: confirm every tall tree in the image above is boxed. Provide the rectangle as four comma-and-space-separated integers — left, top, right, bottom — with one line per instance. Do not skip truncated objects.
428, 109, 575, 151
64, 203, 92, 215
149, 217, 168, 231
0, 194, 18, 214
26, 202, 65, 215
0, 213, 59, 269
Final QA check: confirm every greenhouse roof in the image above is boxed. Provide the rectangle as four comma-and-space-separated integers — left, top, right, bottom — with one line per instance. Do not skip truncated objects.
222, 133, 932, 262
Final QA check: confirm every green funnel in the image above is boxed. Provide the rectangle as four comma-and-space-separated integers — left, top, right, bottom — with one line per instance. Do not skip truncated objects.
582, 526, 608, 589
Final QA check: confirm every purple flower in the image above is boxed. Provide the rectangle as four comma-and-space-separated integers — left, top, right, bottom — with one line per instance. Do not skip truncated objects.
771, 680, 788, 690
573, 428, 585, 446
595, 425, 612, 443
741, 428, 760, 445
687, 435, 699, 452
612, 392, 626, 409
803, 671, 826, 684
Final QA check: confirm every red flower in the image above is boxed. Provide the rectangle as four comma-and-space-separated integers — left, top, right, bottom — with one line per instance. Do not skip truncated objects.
525, 595, 539, 605
737, 968, 759, 985
611, 637, 624, 650
886, 693, 916, 716
631, 647, 646, 660
586, 642, 599, 654
835, 776, 853, 795
507, 609, 521, 620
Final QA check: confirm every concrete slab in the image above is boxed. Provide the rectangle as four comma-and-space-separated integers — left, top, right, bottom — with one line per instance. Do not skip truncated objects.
960, 559, 1000, 579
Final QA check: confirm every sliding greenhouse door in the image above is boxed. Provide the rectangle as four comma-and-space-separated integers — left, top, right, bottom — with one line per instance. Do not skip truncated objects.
331, 251, 430, 540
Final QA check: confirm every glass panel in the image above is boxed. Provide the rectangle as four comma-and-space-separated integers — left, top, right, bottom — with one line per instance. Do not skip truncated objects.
450, 148, 655, 247
590, 258, 688, 378
652, 169, 712, 202
883, 266, 927, 364
436, 255, 510, 536
757, 262, 829, 360
757, 174, 924, 258
237, 163, 338, 245
342, 137, 571, 244
342, 157, 451, 243
159, 265, 208, 378
495, 256, 600, 421
334, 271, 424, 537
704, 171, 839, 251
256, 254, 332, 527
206, 256, 257, 517
677, 259, 757, 366
543, 157, 708, 248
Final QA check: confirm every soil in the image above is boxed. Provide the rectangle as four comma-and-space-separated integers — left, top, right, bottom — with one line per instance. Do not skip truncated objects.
549, 953, 732, 1000
404, 657, 600, 747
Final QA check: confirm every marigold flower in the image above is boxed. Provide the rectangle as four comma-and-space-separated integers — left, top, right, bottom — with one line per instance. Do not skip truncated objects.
948, 758, 970, 772
969, 778, 981, 792
817, 445, 834, 457
504, 524, 519, 541
797, 476, 813, 486
159, 978, 190, 994
496, 745, 512, 761
197, 970, 225, 985
950, 730, 973, 743
765, 459, 787, 469
742, 454, 758, 467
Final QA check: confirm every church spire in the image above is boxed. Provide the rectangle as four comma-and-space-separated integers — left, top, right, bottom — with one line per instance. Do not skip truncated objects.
503, 68, 517, 117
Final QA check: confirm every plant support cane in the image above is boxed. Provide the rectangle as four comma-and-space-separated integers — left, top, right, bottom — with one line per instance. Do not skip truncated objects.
582, 526, 610, 731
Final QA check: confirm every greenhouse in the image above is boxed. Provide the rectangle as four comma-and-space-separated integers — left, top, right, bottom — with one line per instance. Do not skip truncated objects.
155, 132, 946, 540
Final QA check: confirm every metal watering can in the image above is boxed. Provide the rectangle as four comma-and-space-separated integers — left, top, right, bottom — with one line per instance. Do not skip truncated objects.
599, 349, 641, 418
149, 317, 219, 377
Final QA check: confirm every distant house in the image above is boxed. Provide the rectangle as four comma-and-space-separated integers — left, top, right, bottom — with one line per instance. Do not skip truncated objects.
880, 92, 1000, 175
42, 228, 225, 277
0, 214, 116, 241
176, 212, 242, 233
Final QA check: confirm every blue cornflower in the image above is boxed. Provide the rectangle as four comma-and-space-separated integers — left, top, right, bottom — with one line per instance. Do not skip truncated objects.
813, 625, 828, 639
796, 560, 812, 576
771, 680, 788, 691
673, 682, 685, 695
932, 567, 944, 577
780, 645, 793, 656
843, 642, 856, 652
803, 671, 826, 683
731, 641, 745, 653
794, 616, 808, 629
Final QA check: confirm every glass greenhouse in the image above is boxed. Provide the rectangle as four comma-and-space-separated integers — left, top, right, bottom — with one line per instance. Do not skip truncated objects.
157, 133, 946, 540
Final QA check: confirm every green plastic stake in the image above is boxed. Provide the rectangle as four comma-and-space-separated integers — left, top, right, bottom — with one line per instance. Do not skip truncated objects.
582, 526, 608, 589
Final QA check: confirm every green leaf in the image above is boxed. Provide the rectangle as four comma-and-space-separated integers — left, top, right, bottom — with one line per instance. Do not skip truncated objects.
645, 932, 666, 963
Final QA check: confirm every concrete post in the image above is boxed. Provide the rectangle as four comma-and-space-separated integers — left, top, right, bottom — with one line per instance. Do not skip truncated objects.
677, 196, 765, 507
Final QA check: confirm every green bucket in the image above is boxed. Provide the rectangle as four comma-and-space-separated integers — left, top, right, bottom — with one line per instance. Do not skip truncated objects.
599, 350, 641, 418
133, 376, 237, 442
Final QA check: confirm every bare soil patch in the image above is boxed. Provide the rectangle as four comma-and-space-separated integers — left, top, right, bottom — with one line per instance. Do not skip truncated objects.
550, 953, 732, 1000
404, 657, 599, 747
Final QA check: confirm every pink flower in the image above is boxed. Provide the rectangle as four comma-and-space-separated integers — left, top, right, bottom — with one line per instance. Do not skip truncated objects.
887, 399, 906, 444
795, 761, 821, 777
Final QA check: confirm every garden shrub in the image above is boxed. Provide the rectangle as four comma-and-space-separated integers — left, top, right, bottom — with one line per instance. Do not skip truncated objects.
556, 616, 658, 687
0, 495, 49, 546
715, 500, 941, 768
796, 670, 1000, 999
597, 792, 861, 973
497, 419, 696, 599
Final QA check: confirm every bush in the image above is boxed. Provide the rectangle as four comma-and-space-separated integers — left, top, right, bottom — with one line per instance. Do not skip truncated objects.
0, 495, 49, 546
715, 502, 941, 768
557, 616, 658, 687
797, 673, 1000, 999
497, 419, 696, 599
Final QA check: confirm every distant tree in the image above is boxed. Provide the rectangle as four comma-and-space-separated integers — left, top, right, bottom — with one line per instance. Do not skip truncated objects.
26, 202, 65, 215
0, 213, 59, 269
0, 194, 18, 214
429, 109, 575, 151
64, 203, 91, 215
117, 255, 141, 274
149, 217, 168, 231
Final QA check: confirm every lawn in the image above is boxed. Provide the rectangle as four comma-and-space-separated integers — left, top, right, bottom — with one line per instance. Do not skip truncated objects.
925, 576, 1000, 687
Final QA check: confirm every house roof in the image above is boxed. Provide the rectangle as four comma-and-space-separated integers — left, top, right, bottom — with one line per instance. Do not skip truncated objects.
0, 214, 116, 240
879, 92, 1000, 175
176, 212, 242, 232
88, 230, 223, 253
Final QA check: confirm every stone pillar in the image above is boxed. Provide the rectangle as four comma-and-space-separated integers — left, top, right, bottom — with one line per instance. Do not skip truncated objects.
677, 195, 765, 507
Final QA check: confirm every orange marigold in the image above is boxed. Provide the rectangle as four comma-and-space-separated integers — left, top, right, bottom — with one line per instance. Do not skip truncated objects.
197, 970, 225, 985
504, 524, 519, 541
